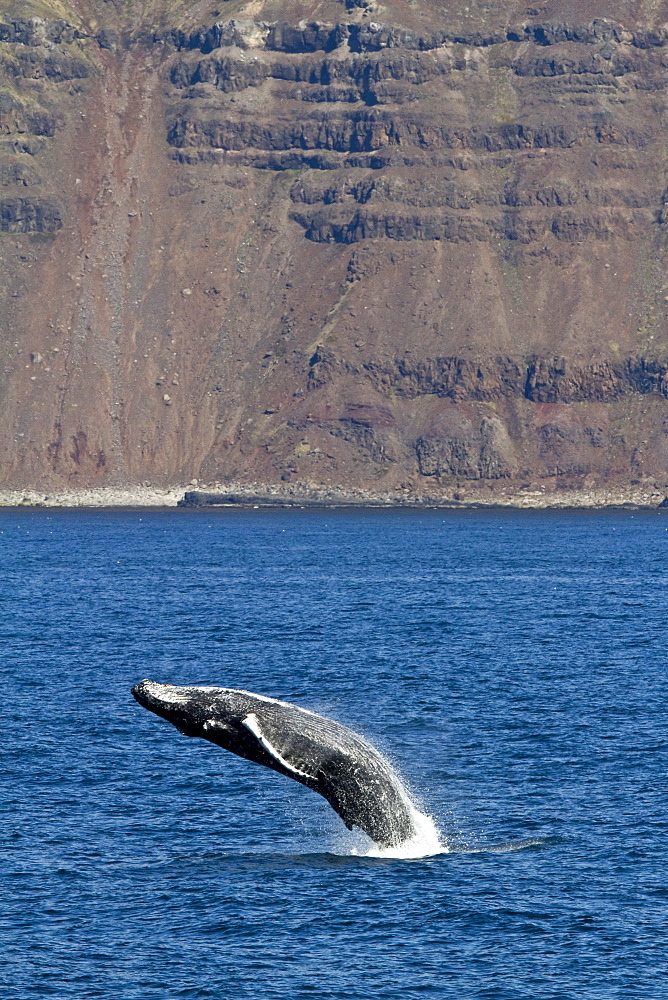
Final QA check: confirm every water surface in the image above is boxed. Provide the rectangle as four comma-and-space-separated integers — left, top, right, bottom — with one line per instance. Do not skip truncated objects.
2, 508, 666, 998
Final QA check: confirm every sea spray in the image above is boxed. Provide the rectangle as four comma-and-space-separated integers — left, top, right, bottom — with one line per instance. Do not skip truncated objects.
356, 804, 445, 859
347, 750, 446, 859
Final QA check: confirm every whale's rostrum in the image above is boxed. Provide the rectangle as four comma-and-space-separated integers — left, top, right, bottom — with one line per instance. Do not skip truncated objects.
131, 680, 419, 848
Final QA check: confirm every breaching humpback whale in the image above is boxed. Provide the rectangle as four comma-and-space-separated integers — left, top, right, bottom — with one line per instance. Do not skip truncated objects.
132, 680, 418, 848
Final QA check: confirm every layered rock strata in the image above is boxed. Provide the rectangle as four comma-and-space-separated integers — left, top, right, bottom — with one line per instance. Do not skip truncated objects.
1, 1, 668, 497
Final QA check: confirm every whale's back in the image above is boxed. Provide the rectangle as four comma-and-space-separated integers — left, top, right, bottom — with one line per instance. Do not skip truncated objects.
254, 700, 417, 846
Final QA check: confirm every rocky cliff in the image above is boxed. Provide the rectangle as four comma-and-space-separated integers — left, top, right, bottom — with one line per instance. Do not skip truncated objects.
2, 0, 668, 500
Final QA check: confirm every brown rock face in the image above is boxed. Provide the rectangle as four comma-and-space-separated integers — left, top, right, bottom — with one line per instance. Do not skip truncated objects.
1, 0, 668, 496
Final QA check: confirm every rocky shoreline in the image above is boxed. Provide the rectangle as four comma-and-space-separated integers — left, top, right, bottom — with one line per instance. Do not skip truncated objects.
0, 482, 666, 510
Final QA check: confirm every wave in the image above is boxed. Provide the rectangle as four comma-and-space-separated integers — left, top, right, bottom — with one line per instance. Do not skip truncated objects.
449, 835, 556, 854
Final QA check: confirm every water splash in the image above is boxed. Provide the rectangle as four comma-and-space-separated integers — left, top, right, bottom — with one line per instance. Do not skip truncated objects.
352, 805, 446, 860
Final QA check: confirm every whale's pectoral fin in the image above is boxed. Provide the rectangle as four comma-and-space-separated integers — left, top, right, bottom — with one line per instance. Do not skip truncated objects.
241, 713, 315, 781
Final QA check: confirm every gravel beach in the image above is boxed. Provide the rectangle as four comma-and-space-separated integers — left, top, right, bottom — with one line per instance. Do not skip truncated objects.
0, 482, 666, 509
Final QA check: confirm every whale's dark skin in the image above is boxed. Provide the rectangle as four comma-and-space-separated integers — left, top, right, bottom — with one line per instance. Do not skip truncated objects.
131, 680, 417, 848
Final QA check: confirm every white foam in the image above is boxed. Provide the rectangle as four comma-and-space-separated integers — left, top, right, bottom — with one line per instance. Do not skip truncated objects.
352, 806, 446, 860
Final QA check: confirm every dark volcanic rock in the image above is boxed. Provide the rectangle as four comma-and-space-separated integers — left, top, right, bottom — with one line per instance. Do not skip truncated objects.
416, 415, 517, 480
0, 197, 62, 232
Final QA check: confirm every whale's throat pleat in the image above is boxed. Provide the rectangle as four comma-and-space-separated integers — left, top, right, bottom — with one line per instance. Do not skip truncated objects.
241, 713, 316, 780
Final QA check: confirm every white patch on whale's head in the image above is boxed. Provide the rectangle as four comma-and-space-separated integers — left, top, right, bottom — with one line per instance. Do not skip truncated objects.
136, 680, 192, 705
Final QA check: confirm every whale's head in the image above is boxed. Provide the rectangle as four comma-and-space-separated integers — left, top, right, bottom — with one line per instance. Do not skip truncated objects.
131, 679, 305, 769
131, 679, 238, 738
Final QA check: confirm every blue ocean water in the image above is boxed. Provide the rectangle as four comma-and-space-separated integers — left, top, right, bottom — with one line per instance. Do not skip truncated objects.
1, 507, 667, 999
